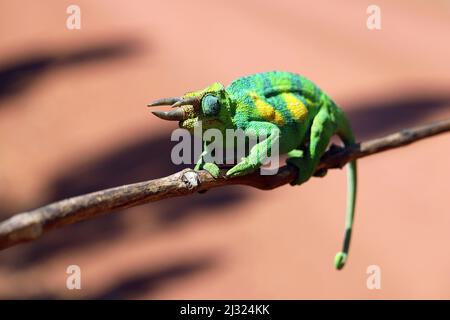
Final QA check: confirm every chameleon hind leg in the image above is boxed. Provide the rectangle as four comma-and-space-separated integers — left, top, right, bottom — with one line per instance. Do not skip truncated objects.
287, 149, 326, 178
287, 108, 336, 185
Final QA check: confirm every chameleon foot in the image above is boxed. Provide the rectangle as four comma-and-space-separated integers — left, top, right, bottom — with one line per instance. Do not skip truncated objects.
286, 156, 314, 186
195, 162, 220, 194
202, 162, 221, 179
226, 158, 257, 178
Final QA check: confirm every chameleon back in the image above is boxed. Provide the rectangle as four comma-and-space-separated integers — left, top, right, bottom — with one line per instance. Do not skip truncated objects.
226, 71, 327, 153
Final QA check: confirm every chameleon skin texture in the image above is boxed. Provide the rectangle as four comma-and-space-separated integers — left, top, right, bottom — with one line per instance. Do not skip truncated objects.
154, 71, 357, 269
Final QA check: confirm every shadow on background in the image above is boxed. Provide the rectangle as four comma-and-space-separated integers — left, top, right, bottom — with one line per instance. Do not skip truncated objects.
0, 133, 247, 270
2, 256, 215, 299
93, 255, 215, 299
0, 38, 143, 101
347, 93, 450, 140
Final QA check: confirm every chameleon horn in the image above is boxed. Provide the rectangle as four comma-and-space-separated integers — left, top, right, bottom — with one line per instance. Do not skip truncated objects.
171, 96, 200, 108
151, 108, 186, 121
147, 97, 180, 107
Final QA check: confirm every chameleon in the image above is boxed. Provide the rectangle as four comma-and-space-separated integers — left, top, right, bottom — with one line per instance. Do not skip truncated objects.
148, 71, 357, 270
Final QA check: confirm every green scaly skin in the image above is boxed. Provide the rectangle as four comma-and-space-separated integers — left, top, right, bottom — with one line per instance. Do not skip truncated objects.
150, 71, 358, 270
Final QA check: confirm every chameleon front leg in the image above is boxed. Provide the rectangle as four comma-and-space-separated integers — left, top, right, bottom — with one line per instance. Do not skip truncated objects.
194, 140, 208, 170
287, 108, 336, 185
194, 140, 221, 178
226, 122, 280, 177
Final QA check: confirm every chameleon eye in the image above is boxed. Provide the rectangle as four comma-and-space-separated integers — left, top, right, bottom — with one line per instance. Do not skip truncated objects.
201, 95, 220, 116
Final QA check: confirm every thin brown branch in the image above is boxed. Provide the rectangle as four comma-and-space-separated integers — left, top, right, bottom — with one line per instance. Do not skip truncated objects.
1, 118, 449, 251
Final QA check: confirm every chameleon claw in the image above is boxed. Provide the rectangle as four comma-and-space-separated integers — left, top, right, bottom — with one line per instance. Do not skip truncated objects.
226, 168, 243, 178
203, 163, 221, 179
226, 160, 258, 178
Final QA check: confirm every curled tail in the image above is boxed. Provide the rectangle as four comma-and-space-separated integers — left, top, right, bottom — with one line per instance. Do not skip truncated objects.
333, 107, 357, 270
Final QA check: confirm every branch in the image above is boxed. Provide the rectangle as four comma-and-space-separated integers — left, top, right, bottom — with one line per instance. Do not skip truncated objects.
1, 119, 450, 251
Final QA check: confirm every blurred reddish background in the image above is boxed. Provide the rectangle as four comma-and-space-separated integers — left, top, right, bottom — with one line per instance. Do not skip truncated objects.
0, 0, 449, 299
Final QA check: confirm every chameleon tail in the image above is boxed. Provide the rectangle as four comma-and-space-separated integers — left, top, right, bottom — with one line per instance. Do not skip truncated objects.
333, 107, 358, 270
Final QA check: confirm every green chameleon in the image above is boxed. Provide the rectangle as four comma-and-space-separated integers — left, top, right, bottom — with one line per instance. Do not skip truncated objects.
148, 71, 357, 270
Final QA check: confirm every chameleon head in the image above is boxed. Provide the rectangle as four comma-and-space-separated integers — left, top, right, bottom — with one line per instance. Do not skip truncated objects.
147, 83, 234, 134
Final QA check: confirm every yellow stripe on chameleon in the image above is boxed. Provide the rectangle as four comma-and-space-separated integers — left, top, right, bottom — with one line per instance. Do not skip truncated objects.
282, 93, 308, 121
248, 91, 285, 126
